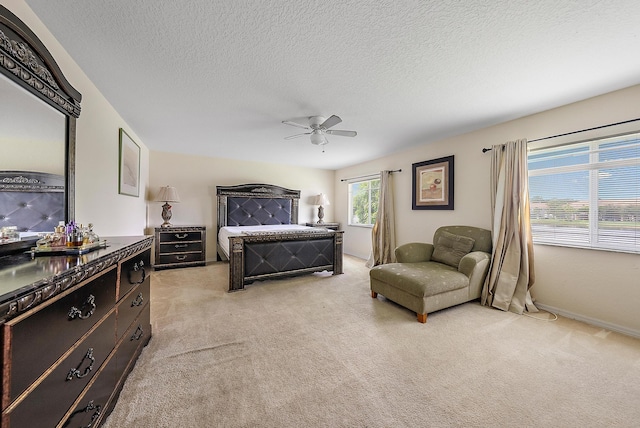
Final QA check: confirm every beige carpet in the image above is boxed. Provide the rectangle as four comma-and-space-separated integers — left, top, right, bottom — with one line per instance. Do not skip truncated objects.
102, 255, 640, 428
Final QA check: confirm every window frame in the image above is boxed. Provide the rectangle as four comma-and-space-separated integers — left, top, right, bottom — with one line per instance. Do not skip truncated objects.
527, 130, 640, 254
347, 177, 380, 228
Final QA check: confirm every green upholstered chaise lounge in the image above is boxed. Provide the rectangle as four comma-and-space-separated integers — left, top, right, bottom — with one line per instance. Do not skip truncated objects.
370, 226, 492, 323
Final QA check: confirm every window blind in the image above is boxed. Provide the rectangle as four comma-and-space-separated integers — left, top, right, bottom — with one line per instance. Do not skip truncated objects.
528, 132, 640, 253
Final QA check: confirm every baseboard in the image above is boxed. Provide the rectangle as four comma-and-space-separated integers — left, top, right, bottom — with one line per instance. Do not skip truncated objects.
535, 303, 640, 339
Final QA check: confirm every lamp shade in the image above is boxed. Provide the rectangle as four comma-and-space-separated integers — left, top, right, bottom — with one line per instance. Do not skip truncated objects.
154, 186, 180, 203
313, 193, 330, 206
310, 132, 327, 146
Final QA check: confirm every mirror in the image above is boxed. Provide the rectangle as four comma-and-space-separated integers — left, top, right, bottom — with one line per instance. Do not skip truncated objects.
0, 73, 66, 175
0, 5, 81, 236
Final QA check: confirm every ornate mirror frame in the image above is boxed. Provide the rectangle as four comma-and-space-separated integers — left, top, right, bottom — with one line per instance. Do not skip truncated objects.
0, 5, 82, 222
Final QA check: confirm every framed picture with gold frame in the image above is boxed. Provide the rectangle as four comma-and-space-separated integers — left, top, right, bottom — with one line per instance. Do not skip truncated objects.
412, 155, 454, 210
118, 128, 140, 197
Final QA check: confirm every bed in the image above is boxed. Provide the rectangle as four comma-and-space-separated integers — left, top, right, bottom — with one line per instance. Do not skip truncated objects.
216, 183, 343, 291
0, 170, 65, 255
0, 170, 65, 231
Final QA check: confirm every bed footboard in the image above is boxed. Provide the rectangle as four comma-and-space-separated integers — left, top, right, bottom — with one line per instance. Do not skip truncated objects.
228, 230, 343, 291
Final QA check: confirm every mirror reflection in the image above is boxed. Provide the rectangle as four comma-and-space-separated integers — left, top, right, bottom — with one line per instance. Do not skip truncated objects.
0, 73, 65, 173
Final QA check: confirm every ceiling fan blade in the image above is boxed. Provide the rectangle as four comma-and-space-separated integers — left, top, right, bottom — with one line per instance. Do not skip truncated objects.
282, 120, 310, 130
284, 132, 311, 140
326, 129, 357, 137
320, 115, 342, 129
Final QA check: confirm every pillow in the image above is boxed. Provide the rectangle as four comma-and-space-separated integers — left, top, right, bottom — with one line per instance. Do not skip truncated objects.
431, 230, 475, 268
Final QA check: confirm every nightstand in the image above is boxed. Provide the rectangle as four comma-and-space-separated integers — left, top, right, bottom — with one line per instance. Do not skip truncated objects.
305, 222, 340, 231
154, 226, 206, 269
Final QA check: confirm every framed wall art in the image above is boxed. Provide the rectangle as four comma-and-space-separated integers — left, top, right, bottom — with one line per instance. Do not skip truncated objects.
412, 155, 454, 210
118, 128, 140, 197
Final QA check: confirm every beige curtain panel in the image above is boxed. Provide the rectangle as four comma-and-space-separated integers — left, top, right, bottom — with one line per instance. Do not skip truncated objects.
366, 170, 396, 267
482, 139, 537, 314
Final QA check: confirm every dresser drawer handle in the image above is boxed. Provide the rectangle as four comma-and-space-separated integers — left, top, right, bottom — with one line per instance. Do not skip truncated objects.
68, 295, 96, 320
131, 292, 144, 307
65, 399, 102, 428
66, 348, 95, 381
128, 261, 147, 285
174, 243, 188, 248
175, 255, 187, 261
174, 233, 188, 239
131, 325, 144, 341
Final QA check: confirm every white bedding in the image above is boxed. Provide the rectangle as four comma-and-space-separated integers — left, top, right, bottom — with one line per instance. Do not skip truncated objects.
218, 224, 331, 258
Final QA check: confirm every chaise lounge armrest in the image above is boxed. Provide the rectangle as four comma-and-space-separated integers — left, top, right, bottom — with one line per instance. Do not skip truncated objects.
395, 242, 434, 263
458, 251, 491, 295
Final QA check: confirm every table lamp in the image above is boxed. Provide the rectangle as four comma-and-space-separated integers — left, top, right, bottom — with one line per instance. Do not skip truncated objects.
154, 186, 180, 227
313, 193, 330, 224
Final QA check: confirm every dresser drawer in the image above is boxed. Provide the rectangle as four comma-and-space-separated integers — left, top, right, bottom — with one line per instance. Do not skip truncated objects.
3, 311, 116, 428
116, 304, 151, 380
4, 266, 117, 402
62, 350, 118, 428
116, 276, 150, 340
119, 248, 151, 299
159, 240, 203, 253
159, 231, 202, 243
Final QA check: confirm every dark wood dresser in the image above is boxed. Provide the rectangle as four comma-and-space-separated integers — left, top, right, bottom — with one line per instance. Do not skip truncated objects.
154, 226, 206, 270
0, 236, 153, 427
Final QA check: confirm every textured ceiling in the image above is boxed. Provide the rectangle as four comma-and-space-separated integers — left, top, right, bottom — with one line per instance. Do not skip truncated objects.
24, 0, 640, 170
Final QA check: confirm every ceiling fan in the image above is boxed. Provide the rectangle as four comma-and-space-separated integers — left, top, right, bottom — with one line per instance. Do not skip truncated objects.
282, 115, 357, 146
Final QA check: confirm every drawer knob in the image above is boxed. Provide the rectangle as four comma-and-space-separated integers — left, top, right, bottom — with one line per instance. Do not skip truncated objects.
174, 233, 188, 239
65, 399, 102, 428
68, 294, 96, 320
66, 348, 95, 381
131, 325, 144, 341
174, 243, 188, 248
129, 261, 147, 285
175, 255, 187, 261
131, 292, 144, 307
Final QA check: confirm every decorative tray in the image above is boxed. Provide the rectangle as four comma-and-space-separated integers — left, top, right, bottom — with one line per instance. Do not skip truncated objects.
31, 240, 108, 256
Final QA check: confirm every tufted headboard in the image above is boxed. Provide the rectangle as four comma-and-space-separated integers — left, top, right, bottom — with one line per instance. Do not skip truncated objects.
216, 183, 300, 231
0, 171, 65, 232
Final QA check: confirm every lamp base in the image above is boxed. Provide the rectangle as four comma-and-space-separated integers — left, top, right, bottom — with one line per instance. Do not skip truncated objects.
316, 205, 325, 224
161, 203, 173, 228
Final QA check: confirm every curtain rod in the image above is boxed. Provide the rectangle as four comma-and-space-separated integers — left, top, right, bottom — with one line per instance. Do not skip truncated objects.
481, 117, 640, 153
340, 169, 401, 182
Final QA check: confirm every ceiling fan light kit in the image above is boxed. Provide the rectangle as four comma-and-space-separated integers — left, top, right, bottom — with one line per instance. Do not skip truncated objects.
310, 131, 327, 146
282, 115, 357, 149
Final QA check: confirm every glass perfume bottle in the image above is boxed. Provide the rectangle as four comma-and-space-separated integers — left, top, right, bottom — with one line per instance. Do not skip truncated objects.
84, 223, 99, 244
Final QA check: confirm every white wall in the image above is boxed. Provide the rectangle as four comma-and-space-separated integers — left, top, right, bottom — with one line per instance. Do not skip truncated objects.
336, 84, 640, 336
6, 0, 150, 237
148, 151, 336, 261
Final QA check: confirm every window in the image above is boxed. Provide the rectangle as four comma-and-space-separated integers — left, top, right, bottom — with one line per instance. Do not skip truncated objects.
528, 132, 640, 253
348, 178, 380, 226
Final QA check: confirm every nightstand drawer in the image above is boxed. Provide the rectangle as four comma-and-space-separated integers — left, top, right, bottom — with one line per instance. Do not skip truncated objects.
159, 241, 202, 253
158, 231, 202, 242
158, 252, 204, 265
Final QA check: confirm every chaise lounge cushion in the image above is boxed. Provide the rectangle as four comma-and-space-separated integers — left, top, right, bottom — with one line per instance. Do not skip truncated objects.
369, 261, 468, 297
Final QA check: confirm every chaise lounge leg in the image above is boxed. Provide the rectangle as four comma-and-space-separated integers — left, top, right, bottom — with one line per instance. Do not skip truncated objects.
417, 313, 427, 323
371, 291, 378, 298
